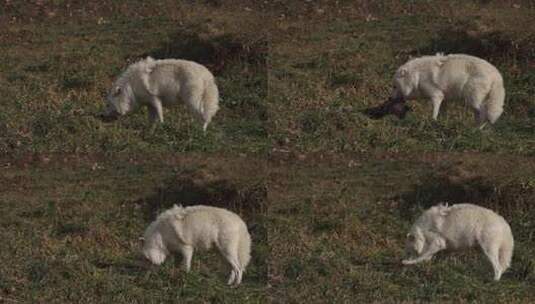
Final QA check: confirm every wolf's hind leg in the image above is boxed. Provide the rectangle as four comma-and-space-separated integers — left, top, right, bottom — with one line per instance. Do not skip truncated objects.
480, 241, 503, 281
220, 243, 243, 286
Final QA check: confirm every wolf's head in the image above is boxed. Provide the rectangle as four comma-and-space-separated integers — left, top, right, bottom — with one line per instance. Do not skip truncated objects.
102, 57, 156, 119
141, 222, 169, 265
391, 66, 419, 101
405, 227, 425, 256
103, 82, 136, 118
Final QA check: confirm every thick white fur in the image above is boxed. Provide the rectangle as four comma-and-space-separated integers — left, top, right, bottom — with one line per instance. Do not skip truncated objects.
105, 57, 219, 132
142, 205, 251, 286
391, 53, 505, 127
403, 203, 513, 281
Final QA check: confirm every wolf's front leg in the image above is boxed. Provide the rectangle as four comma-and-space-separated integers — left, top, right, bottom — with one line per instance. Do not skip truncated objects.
430, 94, 444, 120
148, 98, 164, 123
181, 245, 194, 272
403, 237, 446, 265
147, 108, 158, 135
148, 99, 164, 134
148, 106, 159, 124
420, 83, 445, 120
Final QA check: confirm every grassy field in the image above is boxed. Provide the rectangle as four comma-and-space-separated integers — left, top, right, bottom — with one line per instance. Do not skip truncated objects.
0, 155, 268, 303
269, 1, 535, 155
269, 152, 535, 303
1, 1, 535, 303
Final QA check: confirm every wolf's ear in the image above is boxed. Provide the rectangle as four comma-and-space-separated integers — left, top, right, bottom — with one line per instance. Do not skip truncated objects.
438, 202, 448, 208
436, 55, 447, 67
113, 86, 122, 96
145, 57, 155, 72
172, 205, 185, 221
407, 233, 415, 241
399, 68, 408, 77
438, 202, 449, 216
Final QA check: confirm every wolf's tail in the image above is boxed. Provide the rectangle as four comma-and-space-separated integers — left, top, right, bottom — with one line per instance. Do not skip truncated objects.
499, 225, 514, 273
201, 78, 220, 132
237, 226, 252, 271
485, 76, 505, 124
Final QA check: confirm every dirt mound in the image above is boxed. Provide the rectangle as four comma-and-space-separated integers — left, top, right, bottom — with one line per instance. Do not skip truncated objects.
145, 30, 267, 75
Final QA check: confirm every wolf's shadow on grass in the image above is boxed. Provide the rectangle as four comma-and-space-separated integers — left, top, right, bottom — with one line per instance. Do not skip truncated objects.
139, 29, 267, 75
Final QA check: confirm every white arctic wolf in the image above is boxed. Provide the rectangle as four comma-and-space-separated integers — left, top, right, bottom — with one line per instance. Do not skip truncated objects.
142, 205, 251, 286
390, 53, 505, 127
104, 57, 219, 132
403, 203, 513, 281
